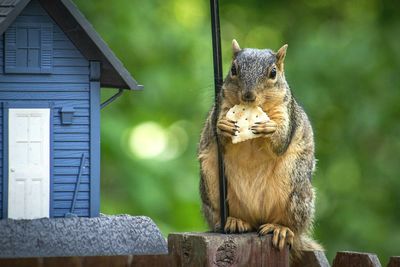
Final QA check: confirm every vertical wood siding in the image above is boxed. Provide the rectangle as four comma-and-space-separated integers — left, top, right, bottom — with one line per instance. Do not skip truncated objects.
0, 0, 92, 218
0, 110, 2, 217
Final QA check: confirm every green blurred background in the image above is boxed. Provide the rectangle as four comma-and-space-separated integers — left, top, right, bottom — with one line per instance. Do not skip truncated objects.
74, 0, 400, 264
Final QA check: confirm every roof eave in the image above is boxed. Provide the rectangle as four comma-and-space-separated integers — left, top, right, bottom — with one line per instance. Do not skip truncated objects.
59, 0, 142, 90
0, 0, 143, 90
40, 0, 143, 90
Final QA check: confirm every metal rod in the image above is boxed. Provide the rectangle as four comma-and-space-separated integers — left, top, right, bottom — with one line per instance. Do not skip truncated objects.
70, 153, 86, 214
210, 0, 228, 233
101, 89, 124, 109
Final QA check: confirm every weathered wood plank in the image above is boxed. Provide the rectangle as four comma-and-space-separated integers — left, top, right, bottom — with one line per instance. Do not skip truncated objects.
80, 256, 130, 267
0, 258, 41, 267
0, 255, 173, 267
261, 236, 289, 267
332, 251, 382, 267
388, 256, 400, 267
131, 254, 172, 267
168, 232, 289, 267
292, 250, 330, 267
42, 257, 83, 267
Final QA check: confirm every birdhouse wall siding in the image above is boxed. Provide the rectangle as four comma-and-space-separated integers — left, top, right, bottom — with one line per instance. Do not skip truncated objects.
0, 0, 99, 219
0, 107, 2, 217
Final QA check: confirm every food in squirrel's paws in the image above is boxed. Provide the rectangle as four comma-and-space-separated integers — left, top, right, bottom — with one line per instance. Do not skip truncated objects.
226, 104, 270, 144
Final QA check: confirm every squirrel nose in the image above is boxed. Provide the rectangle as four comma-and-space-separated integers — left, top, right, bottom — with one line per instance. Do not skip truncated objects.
242, 91, 256, 102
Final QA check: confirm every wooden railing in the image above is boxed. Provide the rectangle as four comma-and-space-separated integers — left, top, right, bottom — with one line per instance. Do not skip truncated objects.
0, 232, 398, 266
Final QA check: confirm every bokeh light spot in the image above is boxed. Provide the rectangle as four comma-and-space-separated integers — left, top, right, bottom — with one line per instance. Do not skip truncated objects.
128, 121, 190, 161
129, 122, 168, 159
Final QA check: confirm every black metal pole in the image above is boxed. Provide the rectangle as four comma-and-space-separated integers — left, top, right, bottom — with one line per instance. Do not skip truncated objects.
210, 0, 228, 233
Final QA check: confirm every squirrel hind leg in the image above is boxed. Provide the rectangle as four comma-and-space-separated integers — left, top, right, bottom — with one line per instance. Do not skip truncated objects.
201, 201, 221, 231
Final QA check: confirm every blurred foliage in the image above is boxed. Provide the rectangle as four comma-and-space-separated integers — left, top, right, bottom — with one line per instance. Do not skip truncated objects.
74, 0, 400, 264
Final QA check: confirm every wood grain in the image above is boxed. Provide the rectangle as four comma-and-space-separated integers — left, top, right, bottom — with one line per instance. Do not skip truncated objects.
291, 250, 330, 267
168, 232, 289, 267
332, 251, 382, 267
388, 256, 400, 267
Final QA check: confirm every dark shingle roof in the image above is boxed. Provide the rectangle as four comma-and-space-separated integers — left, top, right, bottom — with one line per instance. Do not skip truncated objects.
0, 0, 143, 90
0, 0, 30, 34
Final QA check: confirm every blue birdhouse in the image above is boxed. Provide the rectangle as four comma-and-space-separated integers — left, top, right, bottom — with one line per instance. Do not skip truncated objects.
0, 0, 143, 219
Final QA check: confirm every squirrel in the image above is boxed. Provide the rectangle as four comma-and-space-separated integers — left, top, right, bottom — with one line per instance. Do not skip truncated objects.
198, 39, 323, 261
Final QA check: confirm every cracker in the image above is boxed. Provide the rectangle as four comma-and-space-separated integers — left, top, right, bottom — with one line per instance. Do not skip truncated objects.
226, 104, 270, 144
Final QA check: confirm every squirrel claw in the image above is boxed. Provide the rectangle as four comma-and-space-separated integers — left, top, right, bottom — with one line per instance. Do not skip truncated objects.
217, 119, 238, 138
258, 223, 294, 250
224, 216, 252, 233
251, 120, 277, 136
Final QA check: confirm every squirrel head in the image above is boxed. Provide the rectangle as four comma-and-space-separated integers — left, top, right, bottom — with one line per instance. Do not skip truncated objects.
223, 40, 290, 107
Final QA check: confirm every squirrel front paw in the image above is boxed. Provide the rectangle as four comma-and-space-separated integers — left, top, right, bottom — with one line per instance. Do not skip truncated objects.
217, 119, 238, 138
258, 223, 294, 250
251, 120, 277, 136
224, 216, 252, 233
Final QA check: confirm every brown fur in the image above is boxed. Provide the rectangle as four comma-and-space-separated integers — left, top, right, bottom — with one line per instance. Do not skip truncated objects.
198, 41, 323, 262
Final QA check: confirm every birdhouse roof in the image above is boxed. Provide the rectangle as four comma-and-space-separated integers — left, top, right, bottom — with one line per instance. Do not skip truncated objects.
0, 0, 143, 90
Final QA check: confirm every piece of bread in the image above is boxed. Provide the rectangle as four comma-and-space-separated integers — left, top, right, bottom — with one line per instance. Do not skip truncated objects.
226, 104, 270, 144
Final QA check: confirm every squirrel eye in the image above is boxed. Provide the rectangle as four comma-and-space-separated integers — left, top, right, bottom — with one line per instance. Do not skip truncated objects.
231, 63, 237, 76
269, 67, 277, 79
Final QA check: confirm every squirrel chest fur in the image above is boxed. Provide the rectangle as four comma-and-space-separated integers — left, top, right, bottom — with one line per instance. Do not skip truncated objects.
224, 138, 290, 227
198, 40, 322, 262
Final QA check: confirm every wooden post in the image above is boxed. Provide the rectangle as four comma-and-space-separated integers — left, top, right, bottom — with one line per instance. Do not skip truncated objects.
388, 257, 400, 267
332, 251, 382, 267
291, 250, 330, 267
168, 232, 289, 267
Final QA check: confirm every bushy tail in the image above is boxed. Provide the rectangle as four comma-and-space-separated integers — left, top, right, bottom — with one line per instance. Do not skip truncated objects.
291, 235, 324, 264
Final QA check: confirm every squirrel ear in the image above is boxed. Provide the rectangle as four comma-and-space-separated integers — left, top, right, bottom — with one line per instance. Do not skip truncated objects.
232, 39, 241, 55
276, 44, 288, 70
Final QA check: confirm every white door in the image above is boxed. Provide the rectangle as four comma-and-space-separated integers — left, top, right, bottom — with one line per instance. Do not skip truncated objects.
8, 108, 50, 219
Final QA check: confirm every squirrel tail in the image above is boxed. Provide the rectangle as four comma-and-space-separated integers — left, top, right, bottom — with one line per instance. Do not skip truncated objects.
290, 235, 324, 264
